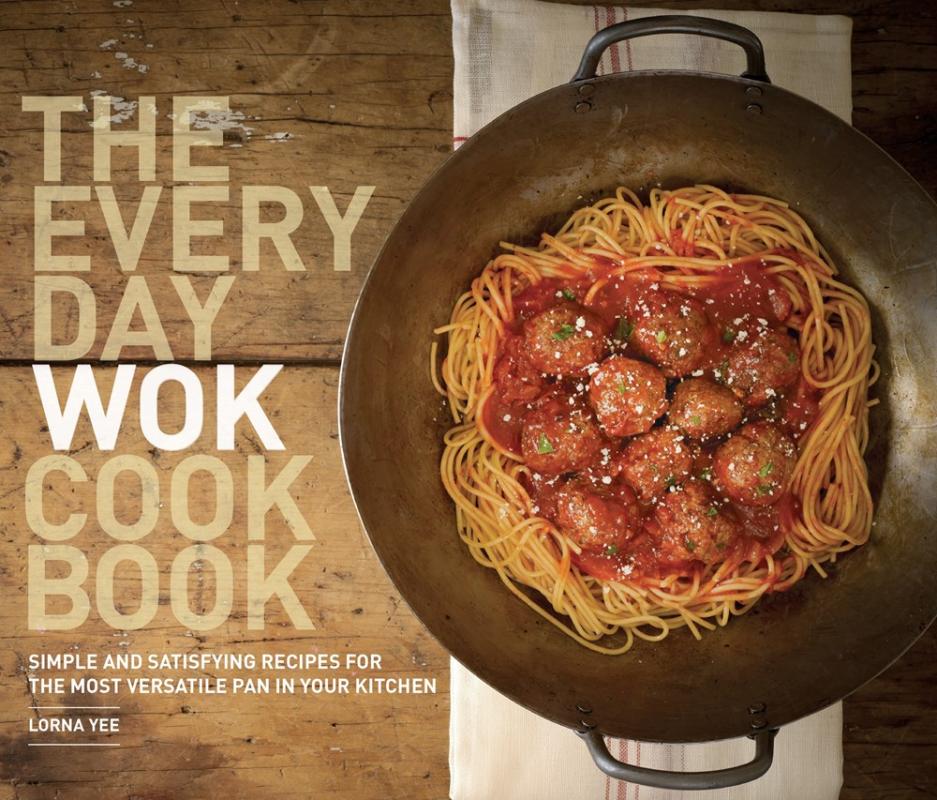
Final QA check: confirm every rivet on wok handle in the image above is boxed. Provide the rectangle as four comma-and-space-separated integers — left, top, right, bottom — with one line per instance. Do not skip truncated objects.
577, 727, 779, 790
571, 15, 771, 84
575, 101, 593, 114
749, 701, 768, 730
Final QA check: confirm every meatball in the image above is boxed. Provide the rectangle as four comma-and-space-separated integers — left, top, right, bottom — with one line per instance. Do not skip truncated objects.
522, 304, 607, 376
520, 395, 604, 475
651, 480, 741, 565
630, 290, 716, 377
713, 422, 797, 506
554, 480, 640, 555
724, 325, 800, 408
493, 334, 544, 405
588, 356, 668, 437
669, 378, 743, 440
618, 427, 693, 502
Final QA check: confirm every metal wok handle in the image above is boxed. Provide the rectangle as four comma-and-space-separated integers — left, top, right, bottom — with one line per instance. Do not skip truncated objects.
577, 728, 778, 790
572, 15, 770, 84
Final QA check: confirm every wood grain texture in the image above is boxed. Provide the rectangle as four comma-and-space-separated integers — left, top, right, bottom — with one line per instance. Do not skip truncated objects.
0, 0, 452, 362
0, 0, 934, 798
0, 365, 449, 800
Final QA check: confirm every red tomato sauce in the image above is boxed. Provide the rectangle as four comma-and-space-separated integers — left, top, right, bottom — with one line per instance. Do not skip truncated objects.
484, 253, 820, 585
480, 391, 523, 454
687, 258, 794, 324
570, 535, 663, 582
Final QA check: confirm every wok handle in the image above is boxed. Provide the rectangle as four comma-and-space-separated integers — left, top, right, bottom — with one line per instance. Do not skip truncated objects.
577, 727, 778, 790
572, 15, 770, 84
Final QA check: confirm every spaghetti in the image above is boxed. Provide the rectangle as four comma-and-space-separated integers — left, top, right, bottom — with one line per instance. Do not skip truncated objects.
432, 185, 876, 655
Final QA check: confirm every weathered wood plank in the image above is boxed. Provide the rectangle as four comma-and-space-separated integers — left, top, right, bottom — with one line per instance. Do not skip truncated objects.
841, 625, 937, 799
0, 0, 454, 362
0, 364, 450, 800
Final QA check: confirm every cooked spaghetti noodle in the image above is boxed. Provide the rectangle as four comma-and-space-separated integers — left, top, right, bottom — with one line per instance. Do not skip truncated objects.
433, 185, 876, 655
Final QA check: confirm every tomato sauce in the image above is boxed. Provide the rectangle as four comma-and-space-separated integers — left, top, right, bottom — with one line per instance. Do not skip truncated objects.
571, 537, 661, 583
511, 279, 568, 319
687, 258, 794, 324
485, 253, 818, 585
480, 391, 523, 455
669, 231, 700, 257
779, 377, 821, 437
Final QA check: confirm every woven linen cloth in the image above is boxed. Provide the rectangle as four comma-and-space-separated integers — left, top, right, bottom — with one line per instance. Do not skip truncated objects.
449, 2, 853, 798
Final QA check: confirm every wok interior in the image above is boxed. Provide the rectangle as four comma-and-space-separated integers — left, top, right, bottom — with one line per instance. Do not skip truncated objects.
341, 73, 937, 742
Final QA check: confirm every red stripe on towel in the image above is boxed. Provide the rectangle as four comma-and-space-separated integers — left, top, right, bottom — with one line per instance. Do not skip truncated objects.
634, 740, 641, 800
592, 6, 604, 76
621, 5, 634, 71
617, 739, 628, 800
604, 738, 612, 800
605, 7, 620, 74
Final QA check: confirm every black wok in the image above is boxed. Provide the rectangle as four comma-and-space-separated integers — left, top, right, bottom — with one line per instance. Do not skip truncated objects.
340, 16, 937, 789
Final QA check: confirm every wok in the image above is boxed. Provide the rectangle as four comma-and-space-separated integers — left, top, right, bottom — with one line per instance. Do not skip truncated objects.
340, 16, 937, 789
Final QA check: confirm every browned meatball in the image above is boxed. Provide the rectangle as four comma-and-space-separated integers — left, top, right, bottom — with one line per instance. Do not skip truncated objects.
553, 480, 640, 555
630, 290, 716, 377
724, 325, 800, 408
493, 334, 544, 405
522, 304, 606, 376
669, 378, 743, 440
618, 427, 693, 502
520, 394, 604, 475
713, 422, 797, 506
651, 480, 741, 565
588, 356, 668, 438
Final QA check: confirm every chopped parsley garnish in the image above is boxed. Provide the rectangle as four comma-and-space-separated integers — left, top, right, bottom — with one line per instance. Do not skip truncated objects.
536, 434, 554, 454
690, 414, 703, 426
722, 327, 737, 343
664, 473, 677, 488
552, 324, 576, 341
684, 536, 697, 553
699, 467, 713, 481
561, 287, 577, 301
706, 506, 719, 517
655, 329, 668, 344
616, 318, 634, 341
787, 350, 798, 364
616, 381, 629, 394
758, 462, 774, 479
716, 541, 727, 551
605, 544, 619, 556
715, 358, 729, 384
756, 483, 773, 496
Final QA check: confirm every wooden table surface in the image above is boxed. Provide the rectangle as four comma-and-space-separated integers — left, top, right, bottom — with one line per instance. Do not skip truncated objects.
0, 1, 934, 798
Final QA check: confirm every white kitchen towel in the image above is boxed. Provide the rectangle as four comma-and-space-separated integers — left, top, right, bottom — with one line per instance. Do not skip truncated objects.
452, 0, 852, 149
449, 2, 853, 799
451, 662, 844, 800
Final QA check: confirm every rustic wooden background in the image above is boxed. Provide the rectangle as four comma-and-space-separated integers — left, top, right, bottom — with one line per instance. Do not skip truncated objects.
0, 0, 934, 798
